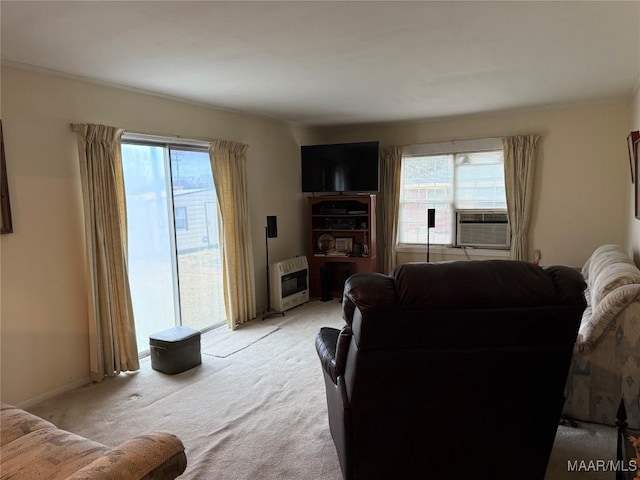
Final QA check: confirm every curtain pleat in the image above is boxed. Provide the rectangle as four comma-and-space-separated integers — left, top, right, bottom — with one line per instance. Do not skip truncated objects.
209, 140, 256, 329
72, 123, 139, 381
377, 145, 403, 274
502, 135, 540, 261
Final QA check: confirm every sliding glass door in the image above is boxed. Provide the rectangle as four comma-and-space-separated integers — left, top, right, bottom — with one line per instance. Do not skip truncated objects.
121, 142, 225, 354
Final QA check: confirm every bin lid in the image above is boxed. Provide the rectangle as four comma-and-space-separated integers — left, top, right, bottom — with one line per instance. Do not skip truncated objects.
149, 326, 200, 343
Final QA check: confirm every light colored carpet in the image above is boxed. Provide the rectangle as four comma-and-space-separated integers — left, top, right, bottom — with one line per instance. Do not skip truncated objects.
28, 300, 617, 480
201, 323, 279, 358
547, 422, 619, 480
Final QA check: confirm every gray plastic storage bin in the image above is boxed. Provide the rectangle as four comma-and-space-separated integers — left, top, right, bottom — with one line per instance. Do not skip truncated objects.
149, 326, 202, 374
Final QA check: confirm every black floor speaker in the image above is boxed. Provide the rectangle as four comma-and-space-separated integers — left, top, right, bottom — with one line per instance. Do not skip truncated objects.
320, 267, 332, 302
266, 216, 278, 238
428, 208, 435, 228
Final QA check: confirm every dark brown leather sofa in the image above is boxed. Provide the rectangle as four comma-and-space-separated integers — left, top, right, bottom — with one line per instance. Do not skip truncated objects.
315, 260, 587, 480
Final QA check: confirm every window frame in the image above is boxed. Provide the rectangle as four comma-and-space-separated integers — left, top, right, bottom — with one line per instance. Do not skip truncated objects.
397, 137, 507, 249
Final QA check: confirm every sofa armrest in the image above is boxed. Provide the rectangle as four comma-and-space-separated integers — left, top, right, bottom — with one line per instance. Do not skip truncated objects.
543, 265, 587, 306
316, 326, 352, 385
0, 403, 57, 447
64, 432, 187, 480
335, 326, 352, 379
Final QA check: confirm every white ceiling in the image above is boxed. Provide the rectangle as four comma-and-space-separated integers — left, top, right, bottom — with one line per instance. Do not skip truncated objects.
2, 1, 639, 126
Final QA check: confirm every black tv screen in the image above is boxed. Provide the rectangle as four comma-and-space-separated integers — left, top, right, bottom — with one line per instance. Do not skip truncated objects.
301, 141, 379, 193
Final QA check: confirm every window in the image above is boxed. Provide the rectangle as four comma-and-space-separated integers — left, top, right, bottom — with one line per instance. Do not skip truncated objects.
398, 139, 506, 246
174, 206, 188, 231
120, 133, 225, 354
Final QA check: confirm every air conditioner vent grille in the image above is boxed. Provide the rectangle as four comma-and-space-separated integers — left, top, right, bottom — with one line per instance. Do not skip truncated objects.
455, 210, 510, 249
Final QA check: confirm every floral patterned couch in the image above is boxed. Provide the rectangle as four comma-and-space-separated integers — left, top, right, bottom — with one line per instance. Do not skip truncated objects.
0, 403, 187, 479
563, 244, 640, 428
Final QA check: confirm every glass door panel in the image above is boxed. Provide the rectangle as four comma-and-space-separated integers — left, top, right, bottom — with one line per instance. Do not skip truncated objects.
122, 143, 226, 355
121, 144, 178, 353
170, 148, 225, 330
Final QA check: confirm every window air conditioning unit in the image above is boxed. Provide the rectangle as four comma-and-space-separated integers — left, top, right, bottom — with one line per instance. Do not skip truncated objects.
455, 210, 510, 249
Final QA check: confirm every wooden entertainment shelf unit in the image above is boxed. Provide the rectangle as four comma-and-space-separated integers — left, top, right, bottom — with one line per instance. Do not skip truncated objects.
307, 194, 377, 299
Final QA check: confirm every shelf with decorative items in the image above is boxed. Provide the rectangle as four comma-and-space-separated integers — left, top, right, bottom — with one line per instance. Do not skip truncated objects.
307, 195, 376, 299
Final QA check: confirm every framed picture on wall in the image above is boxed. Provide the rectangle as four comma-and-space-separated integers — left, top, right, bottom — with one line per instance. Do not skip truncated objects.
0, 120, 13, 234
636, 151, 640, 220
628, 131, 639, 184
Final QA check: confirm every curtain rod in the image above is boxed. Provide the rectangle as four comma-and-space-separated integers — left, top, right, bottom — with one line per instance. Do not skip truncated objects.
402, 137, 504, 156
399, 134, 539, 151
121, 131, 212, 149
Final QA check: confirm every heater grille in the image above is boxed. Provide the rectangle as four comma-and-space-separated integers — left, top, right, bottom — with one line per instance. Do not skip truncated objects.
270, 257, 309, 312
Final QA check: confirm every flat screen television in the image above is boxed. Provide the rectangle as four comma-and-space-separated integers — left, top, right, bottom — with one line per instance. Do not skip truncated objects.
301, 141, 379, 193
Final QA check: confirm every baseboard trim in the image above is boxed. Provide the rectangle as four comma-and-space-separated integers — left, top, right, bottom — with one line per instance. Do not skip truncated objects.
16, 377, 92, 410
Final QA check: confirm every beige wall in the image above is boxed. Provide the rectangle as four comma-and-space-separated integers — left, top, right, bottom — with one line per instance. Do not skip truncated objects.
630, 84, 640, 265
319, 102, 631, 268
0, 66, 309, 406
1, 64, 636, 406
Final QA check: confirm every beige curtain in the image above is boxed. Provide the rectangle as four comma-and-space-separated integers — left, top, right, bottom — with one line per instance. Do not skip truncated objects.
209, 140, 256, 329
502, 135, 540, 261
72, 123, 139, 381
377, 145, 403, 274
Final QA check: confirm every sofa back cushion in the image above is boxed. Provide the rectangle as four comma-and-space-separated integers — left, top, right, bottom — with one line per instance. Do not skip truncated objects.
583, 245, 639, 303
342, 260, 586, 352
583, 244, 634, 281
575, 244, 640, 350
586, 245, 640, 308
391, 260, 585, 309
